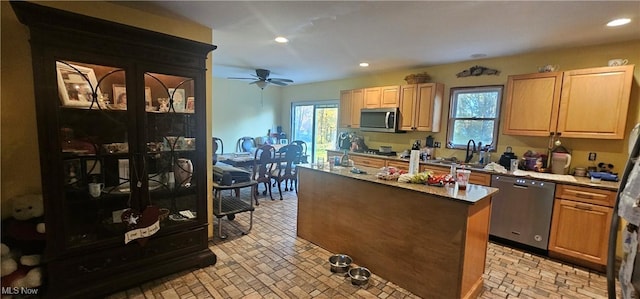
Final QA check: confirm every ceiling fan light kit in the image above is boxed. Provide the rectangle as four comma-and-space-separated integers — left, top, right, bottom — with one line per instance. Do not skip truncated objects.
228, 68, 293, 89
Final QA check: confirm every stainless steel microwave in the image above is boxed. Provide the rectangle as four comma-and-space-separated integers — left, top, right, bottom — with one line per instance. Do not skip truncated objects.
360, 107, 400, 133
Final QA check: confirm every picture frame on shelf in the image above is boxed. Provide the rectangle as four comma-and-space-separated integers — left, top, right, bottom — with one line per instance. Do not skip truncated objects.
112, 84, 127, 110
186, 96, 195, 113
56, 61, 101, 108
168, 88, 185, 112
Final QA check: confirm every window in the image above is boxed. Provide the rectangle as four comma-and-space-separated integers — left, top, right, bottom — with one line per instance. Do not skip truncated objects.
446, 86, 503, 150
291, 101, 339, 161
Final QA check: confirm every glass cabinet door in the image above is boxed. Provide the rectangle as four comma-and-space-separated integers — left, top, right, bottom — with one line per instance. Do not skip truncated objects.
143, 72, 199, 227
56, 60, 131, 248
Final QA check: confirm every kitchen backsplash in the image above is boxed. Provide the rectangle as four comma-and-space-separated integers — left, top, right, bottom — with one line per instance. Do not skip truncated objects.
352, 129, 632, 174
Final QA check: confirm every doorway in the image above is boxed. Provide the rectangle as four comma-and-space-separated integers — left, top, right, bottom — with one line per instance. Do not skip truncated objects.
291, 101, 338, 163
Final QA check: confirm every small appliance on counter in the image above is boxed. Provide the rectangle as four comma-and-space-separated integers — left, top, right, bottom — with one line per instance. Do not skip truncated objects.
498, 146, 517, 169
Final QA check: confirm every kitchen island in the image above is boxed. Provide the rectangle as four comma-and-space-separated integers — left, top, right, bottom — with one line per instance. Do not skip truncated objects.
297, 165, 499, 299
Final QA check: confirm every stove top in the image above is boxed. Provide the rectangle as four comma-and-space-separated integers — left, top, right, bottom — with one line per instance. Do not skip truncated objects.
363, 149, 397, 156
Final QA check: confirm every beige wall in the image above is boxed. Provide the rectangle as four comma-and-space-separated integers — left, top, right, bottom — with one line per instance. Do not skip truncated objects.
0, 2, 216, 236
211, 78, 282, 151
283, 40, 640, 173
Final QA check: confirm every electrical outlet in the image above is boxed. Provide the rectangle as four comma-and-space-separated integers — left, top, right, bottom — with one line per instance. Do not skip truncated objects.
588, 152, 597, 161
434, 141, 441, 148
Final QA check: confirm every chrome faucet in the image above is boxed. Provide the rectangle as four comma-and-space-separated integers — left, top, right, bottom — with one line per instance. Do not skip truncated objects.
465, 139, 476, 163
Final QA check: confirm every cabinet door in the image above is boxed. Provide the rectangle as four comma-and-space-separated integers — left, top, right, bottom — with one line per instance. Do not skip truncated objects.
339, 90, 353, 128
143, 71, 203, 229
380, 85, 400, 108
548, 199, 612, 265
557, 65, 634, 139
54, 60, 134, 249
399, 84, 418, 130
414, 83, 443, 132
503, 72, 562, 136
351, 89, 364, 128
364, 87, 381, 108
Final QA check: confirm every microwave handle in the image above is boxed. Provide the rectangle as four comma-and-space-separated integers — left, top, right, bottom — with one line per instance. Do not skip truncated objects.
385, 112, 391, 129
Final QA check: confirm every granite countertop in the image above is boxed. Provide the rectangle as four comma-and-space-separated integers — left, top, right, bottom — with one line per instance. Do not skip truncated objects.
298, 164, 498, 204
326, 150, 620, 191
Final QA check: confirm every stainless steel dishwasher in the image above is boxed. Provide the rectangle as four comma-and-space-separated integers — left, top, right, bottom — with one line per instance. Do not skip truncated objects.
490, 175, 556, 250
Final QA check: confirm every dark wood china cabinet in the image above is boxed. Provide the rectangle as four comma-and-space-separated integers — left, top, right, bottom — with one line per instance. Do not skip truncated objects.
11, 2, 216, 297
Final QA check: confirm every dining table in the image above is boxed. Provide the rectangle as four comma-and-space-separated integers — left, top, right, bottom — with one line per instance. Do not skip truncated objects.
216, 144, 291, 168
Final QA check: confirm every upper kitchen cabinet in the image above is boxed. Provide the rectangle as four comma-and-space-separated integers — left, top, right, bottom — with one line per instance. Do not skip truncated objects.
503, 65, 634, 139
503, 72, 563, 136
557, 66, 634, 139
399, 83, 444, 132
12, 1, 216, 297
364, 85, 400, 108
339, 89, 353, 128
339, 88, 364, 128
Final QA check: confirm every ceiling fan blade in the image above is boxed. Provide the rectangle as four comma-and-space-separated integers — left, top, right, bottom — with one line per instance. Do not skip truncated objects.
268, 81, 288, 86
248, 80, 261, 85
269, 78, 294, 83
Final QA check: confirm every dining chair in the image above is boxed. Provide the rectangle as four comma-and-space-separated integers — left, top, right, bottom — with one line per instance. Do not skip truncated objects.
252, 144, 276, 200
236, 136, 256, 153
212, 137, 224, 165
290, 140, 308, 164
271, 144, 302, 199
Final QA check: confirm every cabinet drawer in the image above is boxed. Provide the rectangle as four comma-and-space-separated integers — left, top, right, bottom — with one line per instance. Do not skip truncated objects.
386, 160, 409, 171
556, 184, 615, 207
350, 156, 385, 168
49, 228, 207, 286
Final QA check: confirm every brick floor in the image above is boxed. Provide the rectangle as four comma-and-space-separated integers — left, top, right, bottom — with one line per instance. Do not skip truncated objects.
106, 187, 625, 298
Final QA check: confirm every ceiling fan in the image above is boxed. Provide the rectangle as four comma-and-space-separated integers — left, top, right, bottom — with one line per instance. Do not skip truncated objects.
228, 69, 293, 89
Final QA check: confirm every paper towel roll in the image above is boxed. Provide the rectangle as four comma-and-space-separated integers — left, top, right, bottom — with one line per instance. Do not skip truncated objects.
409, 150, 420, 175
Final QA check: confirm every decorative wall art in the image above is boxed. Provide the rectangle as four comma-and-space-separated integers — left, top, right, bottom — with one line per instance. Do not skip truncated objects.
456, 65, 500, 78
56, 61, 101, 107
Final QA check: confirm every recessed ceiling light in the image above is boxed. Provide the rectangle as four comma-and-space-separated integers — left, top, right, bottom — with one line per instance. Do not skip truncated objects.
607, 18, 631, 27
359, 62, 369, 67
275, 36, 289, 43
471, 53, 487, 58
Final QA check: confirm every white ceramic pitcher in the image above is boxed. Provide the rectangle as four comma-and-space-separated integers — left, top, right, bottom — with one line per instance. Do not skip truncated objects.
551, 152, 572, 175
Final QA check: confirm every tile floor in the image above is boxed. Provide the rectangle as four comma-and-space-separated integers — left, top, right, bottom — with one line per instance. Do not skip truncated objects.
107, 188, 625, 299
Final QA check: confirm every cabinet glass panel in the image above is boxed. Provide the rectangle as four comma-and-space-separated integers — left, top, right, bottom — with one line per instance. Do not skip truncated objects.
56, 60, 130, 248
144, 72, 198, 226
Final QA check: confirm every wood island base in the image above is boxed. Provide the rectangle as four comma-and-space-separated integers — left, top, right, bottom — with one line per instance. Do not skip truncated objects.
297, 166, 496, 299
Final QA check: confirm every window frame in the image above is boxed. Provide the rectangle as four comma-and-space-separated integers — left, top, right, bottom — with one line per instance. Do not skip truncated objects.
446, 85, 503, 150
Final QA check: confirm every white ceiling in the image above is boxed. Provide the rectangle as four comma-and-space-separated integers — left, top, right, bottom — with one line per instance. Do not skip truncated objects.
142, 1, 640, 85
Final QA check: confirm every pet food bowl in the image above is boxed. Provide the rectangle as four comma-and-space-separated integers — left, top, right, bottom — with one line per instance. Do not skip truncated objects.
348, 267, 371, 286
328, 254, 352, 273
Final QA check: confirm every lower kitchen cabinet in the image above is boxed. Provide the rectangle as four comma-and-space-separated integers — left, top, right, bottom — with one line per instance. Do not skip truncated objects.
420, 164, 490, 186
350, 155, 386, 168
548, 184, 615, 270
386, 160, 409, 171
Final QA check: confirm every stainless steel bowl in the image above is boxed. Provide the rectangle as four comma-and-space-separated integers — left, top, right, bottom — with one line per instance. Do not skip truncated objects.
348, 267, 371, 285
328, 254, 352, 273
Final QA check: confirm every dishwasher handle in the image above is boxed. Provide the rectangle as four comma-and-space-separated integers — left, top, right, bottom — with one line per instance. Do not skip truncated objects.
513, 184, 528, 189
